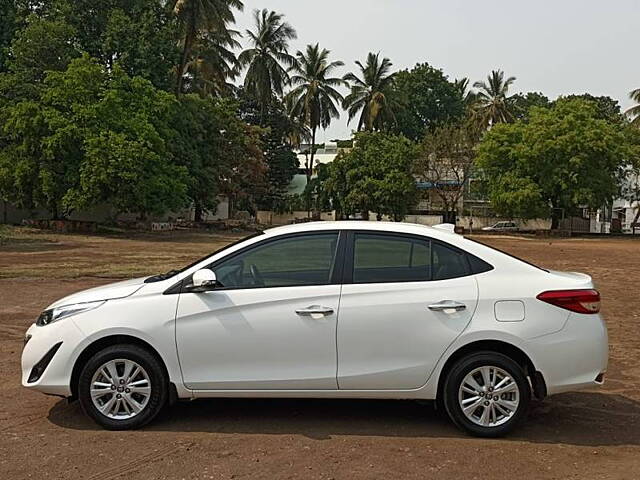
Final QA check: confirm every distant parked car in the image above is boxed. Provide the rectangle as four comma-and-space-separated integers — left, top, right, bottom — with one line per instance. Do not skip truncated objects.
482, 221, 519, 232
22, 221, 607, 437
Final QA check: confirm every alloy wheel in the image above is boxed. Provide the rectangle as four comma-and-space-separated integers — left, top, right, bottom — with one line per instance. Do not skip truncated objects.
90, 359, 151, 420
457, 365, 520, 427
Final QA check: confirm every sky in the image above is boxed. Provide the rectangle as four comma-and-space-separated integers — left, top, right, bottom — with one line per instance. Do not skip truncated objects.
235, 0, 639, 142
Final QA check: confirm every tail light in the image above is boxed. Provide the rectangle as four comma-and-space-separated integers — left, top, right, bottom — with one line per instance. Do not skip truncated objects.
536, 289, 600, 314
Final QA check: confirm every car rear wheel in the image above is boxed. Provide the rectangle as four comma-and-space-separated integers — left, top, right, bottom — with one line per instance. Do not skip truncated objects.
78, 344, 167, 430
443, 352, 530, 437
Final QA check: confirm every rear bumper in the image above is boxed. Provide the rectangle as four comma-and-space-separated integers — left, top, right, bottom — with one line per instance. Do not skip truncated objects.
525, 312, 608, 396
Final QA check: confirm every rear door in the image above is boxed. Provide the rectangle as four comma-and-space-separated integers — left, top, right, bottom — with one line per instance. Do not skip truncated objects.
337, 232, 478, 390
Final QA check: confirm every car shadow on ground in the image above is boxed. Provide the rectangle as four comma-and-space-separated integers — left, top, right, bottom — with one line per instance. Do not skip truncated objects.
48, 391, 640, 446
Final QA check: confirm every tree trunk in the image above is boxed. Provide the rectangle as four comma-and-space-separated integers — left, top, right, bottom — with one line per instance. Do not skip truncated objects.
194, 202, 204, 223
307, 127, 316, 182
176, 19, 195, 96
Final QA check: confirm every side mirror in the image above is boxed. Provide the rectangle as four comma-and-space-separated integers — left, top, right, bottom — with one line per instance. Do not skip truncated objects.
189, 269, 217, 292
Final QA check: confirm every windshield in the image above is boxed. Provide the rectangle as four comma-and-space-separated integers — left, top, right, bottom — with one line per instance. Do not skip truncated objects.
144, 231, 264, 283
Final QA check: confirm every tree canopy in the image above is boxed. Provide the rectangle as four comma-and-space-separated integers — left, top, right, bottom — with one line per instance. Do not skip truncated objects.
476, 98, 640, 226
390, 63, 465, 141
322, 131, 418, 221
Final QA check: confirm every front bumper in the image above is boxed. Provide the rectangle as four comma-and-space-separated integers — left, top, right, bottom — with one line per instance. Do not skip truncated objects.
21, 320, 85, 396
525, 312, 608, 396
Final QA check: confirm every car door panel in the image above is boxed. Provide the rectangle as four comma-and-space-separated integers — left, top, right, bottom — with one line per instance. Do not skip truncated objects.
336, 231, 479, 390
175, 231, 343, 391
176, 285, 340, 390
337, 277, 478, 389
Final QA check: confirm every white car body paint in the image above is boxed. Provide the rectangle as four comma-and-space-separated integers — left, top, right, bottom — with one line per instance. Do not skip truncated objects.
22, 221, 608, 404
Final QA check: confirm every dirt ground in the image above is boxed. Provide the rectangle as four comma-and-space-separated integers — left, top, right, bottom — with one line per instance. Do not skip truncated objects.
1, 227, 639, 479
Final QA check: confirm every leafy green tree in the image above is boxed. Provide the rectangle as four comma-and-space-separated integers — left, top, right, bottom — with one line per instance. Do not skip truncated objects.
342, 52, 396, 131
323, 132, 418, 221
172, 0, 243, 94
472, 69, 516, 128
171, 94, 267, 220
627, 88, 640, 126
561, 94, 623, 123
0, 0, 18, 73
238, 9, 297, 121
286, 43, 346, 181
237, 90, 299, 211
476, 98, 639, 228
391, 63, 465, 141
35, 0, 181, 91
5, 14, 79, 90
0, 55, 189, 218
509, 91, 550, 121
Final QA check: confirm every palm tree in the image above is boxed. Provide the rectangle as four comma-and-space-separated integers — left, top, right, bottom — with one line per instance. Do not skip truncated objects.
172, 0, 243, 95
286, 44, 346, 181
342, 52, 396, 131
238, 9, 297, 122
472, 70, 516, 128
186, 30, 241, 97
626, 88, 640, 126
454, 77, 477, 107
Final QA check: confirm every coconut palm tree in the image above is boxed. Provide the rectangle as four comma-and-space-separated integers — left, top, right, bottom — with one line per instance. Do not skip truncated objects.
286, 44, 346, 181
238, 9, 297, 122
472, 70, 516, 128
342, 52, 396, 131
173, 0, 243, 95
186, 30, 241, 97
626, 88, 640, 126
454, 77, 477, 107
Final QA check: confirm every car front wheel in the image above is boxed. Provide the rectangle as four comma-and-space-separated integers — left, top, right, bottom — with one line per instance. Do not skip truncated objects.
78, 344, 167, 430
443, 352, 531, 437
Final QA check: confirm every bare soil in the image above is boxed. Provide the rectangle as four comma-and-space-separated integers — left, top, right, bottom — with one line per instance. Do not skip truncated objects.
1, 228, 639, 479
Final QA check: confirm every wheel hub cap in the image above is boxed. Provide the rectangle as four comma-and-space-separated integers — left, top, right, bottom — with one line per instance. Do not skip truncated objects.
90, 359, 151, 420
458, 365, 520, 427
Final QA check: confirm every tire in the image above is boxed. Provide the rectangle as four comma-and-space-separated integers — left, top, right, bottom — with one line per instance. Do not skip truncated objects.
442, 351, 530, 437
78, 344, 168, 430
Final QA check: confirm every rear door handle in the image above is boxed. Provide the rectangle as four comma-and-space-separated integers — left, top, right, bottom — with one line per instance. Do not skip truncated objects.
295, 305, 334, 316
428, 301, 466, 312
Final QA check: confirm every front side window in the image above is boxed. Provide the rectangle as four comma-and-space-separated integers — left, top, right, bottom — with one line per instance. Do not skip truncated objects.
353, 234, 431, 283
211, 233, 339, 289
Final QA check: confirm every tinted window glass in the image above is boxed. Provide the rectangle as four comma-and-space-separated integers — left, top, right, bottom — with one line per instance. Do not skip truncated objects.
212, 233, 338, 288
467, 253, 493, 274
432, 242, 469, 280
353, 234, 430, 283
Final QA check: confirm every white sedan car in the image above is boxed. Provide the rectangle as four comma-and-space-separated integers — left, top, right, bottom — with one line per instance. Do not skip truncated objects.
22, 221, 608, 437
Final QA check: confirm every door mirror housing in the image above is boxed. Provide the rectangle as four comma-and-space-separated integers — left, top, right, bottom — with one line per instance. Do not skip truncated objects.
190, 269, 217, 292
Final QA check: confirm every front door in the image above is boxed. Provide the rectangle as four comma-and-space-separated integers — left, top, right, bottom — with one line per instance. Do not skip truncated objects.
337, 232, 478, 390
176, 232, 342, 390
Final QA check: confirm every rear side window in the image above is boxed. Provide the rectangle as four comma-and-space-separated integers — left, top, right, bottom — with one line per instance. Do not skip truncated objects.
351, 232, 493, 284
432, 242, 469, 280
353, 234, 431, 283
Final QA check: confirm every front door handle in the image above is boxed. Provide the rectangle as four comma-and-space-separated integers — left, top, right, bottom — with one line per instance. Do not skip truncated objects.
295, 305, 334, 316
428, 300, 466, 312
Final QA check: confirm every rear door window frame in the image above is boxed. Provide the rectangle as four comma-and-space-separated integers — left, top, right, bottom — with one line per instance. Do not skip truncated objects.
341, 230, 492, 285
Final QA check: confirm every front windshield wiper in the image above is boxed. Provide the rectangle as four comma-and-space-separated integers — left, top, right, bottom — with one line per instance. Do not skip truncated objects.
144, 269, 180, 283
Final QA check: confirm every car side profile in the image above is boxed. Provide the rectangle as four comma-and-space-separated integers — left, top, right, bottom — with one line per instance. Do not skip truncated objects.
481, 221, 519, 232
21, 221, 608, 436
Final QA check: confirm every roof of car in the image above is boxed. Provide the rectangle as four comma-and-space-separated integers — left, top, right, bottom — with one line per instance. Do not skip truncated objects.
263, 221, 458, 240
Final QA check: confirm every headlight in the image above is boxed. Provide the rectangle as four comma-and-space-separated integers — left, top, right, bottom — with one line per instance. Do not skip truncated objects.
36, 300, 106, 326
